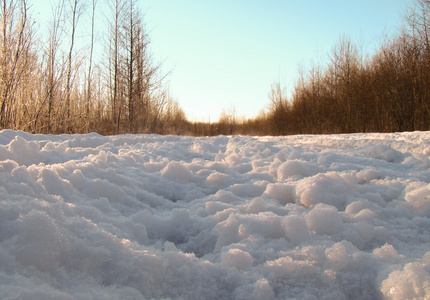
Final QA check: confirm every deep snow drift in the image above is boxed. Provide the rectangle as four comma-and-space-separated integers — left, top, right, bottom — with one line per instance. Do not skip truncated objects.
0, 130, 429, 299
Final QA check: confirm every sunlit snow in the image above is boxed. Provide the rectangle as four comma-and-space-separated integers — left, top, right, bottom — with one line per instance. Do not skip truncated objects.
0, 130, 429, 299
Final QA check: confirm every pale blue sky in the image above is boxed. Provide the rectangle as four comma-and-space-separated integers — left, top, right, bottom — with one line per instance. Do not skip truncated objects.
34, 0, 413, 122
144, 0, 413, 121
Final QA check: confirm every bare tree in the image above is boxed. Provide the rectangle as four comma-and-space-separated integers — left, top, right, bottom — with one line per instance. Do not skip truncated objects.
85, 0, 97, 132
32, 0, 65, 133
327, 35, 360, 132
268, 81, 289, 135
104, 0, 162, 134
124, 0, 137, 132
404, 0, 430, 130
106, 0, 125, 133
64, 0, 83, 132
0, 0, 35, 129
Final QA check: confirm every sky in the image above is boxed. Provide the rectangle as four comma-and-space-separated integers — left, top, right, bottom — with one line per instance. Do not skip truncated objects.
142, 0, 413, 122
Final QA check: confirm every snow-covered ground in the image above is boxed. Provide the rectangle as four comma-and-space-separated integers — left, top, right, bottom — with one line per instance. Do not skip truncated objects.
0, 130, 429, 299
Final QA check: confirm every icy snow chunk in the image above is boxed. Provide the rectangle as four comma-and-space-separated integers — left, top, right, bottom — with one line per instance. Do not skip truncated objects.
356, 168, 384, 184
324, 242, 351, 271
277, 160, 321, 180
9, 136, 41, 166
246, 197, 268, 214
373, 243, 404, 264
281, 215, 311, 245
215, 213, 284, 249
264, 256, 319, 280
214, 215, 241, 249
212, 190, 243, 204
206, 172, 231, 187
189, 140, 217, 153
380, 260, 430, 299
68, 169, 88, 190
220, 248, 253, 270
89, 150, 108, 165
161, 161, 193, 181
228, 182, 266, 198
264, 183, 295, 205
0, 144, 11, 161
404, 182, 430, 210
88, 178, 129, 202
234, 162, 253, 174
354, 208, 378, 221
296, 172, 353, 210
133, 209, 192, 244
345, 200, 368, 215
251, 158, 268, 172
305, 204, 343, 236
39, 168, 74, 197
358, 143, 405, 163
342, 221, 375, 249
252, 278, 275, 300
205, 201, 232, 214
225, 153, 242, 165
143, 160, 166, 172
0, 159, 18, 173
10, 165, 44, 194
15, 211, 66, 272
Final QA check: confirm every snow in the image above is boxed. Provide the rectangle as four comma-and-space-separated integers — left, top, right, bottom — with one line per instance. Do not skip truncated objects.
0, 129, 429, 299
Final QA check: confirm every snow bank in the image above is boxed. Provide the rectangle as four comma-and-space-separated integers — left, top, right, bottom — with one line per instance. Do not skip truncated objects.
0, 129, 429, 299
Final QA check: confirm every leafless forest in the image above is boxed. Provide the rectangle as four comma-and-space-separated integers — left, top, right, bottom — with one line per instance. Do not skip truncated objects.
1, 0, 429, 136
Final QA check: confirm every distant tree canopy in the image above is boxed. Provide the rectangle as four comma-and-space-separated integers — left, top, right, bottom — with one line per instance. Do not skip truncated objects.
0, 0, 187, 135
0, 0, 429, 136
261, 1, 430, 135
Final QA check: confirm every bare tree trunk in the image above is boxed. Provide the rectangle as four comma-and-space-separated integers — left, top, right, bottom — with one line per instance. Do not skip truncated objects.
108, 0, 123, 134
43, 0, 64, 133
0, 0, 34, 129
127, 0, 135, 133
65, 0, 80, 133
86, 0, 97, 132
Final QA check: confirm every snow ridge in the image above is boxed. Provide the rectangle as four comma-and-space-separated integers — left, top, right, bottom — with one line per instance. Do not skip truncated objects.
0, 130, 429, 299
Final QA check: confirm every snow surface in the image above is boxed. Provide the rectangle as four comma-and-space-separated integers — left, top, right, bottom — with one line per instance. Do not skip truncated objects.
0, 129, 429, 299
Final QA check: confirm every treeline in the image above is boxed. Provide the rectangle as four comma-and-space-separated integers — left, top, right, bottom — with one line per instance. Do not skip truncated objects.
2, 0, 429, 136
266, 25, 430, 135
0, 0, 187, 135
201, 0, 430, 136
